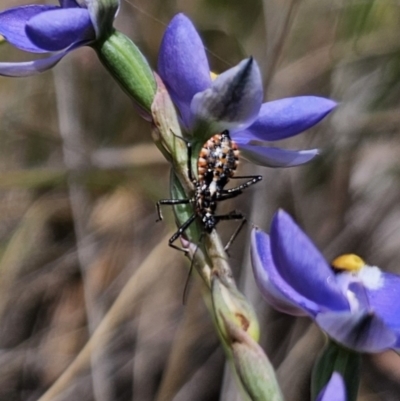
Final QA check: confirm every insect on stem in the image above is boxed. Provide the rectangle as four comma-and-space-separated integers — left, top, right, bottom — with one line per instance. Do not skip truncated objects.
156, 130, 262, 253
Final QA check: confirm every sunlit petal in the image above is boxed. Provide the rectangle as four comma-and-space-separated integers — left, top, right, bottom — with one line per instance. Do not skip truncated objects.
237, 143, 319, 167
316, 310, 397, 353
26, 8, 94, 51
316, 373, 346, 401
366, 272, 400, 333
270, 211, 350, 311
0, 51, 67, 77
158, 13, 211, 128
251, 228, 316, 316
0, 5, 58, 53
246, 96, 337, 141
191, 58, 262, 132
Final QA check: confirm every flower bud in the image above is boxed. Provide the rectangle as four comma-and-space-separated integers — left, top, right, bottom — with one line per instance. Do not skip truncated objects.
211, 274, 259, 342
95, 30, 157, 116
223, 316, 284, 401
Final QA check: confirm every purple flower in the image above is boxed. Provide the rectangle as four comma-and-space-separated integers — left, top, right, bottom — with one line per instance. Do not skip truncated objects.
0, 0, 119, 76
251, 209, 400, 352
158, 13, 337, 167
317, 373, 346, 401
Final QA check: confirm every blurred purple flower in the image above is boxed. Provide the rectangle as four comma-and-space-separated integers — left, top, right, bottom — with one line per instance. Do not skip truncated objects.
0, 0, 119, 76
158, 13, 337, 168
251, 209, 400, 352
317, 373, 346, 401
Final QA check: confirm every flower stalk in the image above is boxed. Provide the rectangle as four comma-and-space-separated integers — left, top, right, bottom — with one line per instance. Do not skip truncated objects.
151, 73, 283, 400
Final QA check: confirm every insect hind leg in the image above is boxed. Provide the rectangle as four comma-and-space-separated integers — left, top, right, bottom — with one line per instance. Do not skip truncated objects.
224, 218, 247, 252
214, 211, 246, 253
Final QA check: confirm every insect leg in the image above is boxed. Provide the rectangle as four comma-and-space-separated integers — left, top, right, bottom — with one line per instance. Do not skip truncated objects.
214, 211, 244, 220
224, 218, 247, 252
213, 211, 246, 253
186, 140, 194, 182
215, 176, 262, 202
156, 198, 190, 222
222, 175, 263, 194
168, 213, 197, 253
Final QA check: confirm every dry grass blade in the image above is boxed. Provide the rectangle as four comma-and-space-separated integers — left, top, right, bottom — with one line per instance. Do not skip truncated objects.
277, 324, 325, 401
154, 282, 218, 401
37, 232, 175, 401
0, 196, 69, 319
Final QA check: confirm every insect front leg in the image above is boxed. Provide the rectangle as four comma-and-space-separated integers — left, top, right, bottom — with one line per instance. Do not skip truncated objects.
223, 175, 263, 194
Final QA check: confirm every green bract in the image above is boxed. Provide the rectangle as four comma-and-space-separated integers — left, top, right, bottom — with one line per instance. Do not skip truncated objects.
95, 30, 157, 115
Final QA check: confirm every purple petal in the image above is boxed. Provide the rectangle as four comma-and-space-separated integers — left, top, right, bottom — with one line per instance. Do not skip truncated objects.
270, 211, 350, 311
158, 13, 211, 129
26, 8, 94, 52
84, 0, 120, 38
245, 96, 337, 141
236, 142, 319, 167
316, 373, 346, 401
59, 0, 80, 7
251, 228, 319, 316
0, 51, 67, 77
366, 272, 400, 333
316, 310, 397, 352
191, 58, 263, 133
348, 282, 370, 310
0, 5, 58, 53
231, 129, 263, 143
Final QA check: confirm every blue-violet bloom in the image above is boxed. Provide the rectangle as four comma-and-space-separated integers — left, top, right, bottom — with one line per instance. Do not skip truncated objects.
158, 13, 337, 167
251, 209, 400, 352
0, 0, 119, 76
317, 373, 346, 401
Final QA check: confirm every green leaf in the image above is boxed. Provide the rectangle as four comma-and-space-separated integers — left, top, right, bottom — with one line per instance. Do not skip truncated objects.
311, 340, 361, 401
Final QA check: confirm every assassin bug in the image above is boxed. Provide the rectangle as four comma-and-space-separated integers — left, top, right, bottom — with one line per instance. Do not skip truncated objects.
156, 130, 262, 253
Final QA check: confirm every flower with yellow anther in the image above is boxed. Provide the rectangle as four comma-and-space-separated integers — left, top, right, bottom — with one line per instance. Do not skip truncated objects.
251, 209, 400, 353
158, 13, 336, 166
210, 71, 218, 80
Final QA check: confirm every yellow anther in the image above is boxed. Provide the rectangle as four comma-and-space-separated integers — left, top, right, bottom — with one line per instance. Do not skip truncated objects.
210, 71, 218, 80
331, 254, 365, 272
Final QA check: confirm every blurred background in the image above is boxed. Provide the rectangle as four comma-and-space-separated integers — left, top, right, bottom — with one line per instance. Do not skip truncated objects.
0, 0, 400, 400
